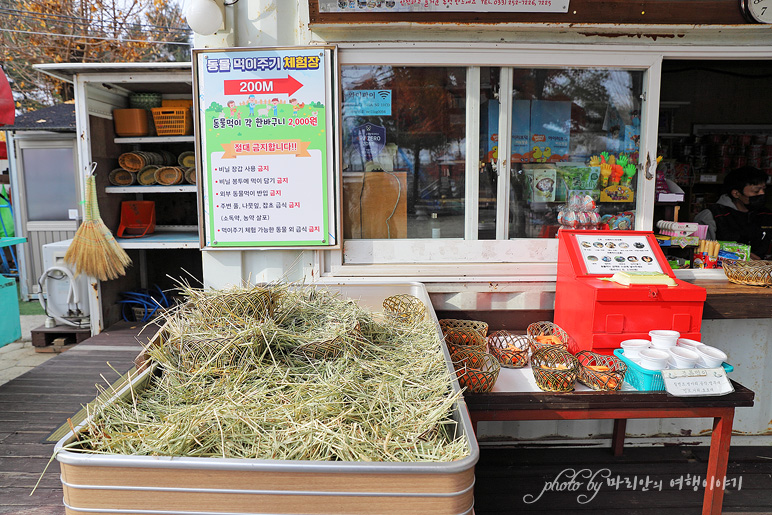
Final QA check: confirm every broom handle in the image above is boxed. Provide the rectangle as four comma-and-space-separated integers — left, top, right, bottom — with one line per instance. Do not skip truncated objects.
83, 175, 96, 222
83, 163, 101, 222
90, 175, 102, 221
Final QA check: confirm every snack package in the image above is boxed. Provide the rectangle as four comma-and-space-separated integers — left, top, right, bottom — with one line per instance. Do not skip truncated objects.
600, 211, 635, 231
695, 239, 722, 269
532, 168, 557, 203
718, 241, 751, 262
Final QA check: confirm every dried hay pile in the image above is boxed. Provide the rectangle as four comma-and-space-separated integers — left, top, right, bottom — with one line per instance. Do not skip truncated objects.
69, 283, 468, 462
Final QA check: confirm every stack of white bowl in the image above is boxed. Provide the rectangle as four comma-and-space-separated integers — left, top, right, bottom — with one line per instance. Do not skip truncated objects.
620, 331, 728, 371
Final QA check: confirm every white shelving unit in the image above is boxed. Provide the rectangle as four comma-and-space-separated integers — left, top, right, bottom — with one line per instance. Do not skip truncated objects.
114, 135, 194, 144
106, 185, 197, 194
111, 135, 198, 249
116, 226, 199, 249
34, 62, 202, 333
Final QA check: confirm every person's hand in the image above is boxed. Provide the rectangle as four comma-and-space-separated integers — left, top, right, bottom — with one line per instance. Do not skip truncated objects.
751, 252, 762, 260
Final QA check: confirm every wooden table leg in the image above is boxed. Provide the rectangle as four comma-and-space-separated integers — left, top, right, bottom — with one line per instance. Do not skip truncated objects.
703, 408, 734, 515
611, 419, 627, 456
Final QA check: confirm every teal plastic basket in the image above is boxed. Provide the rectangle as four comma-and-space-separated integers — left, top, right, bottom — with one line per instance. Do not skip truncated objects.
613, 348, 733, 392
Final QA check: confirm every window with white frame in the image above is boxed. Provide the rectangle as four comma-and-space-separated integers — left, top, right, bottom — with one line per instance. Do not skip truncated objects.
337, 46, 661, 267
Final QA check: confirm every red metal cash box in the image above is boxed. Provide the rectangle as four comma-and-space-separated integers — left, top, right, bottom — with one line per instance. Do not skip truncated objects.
554, 229, 706, 355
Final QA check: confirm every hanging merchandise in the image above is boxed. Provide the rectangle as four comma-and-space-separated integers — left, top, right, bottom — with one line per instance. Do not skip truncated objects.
64, 163, 132, 281
591, 152, 636, 203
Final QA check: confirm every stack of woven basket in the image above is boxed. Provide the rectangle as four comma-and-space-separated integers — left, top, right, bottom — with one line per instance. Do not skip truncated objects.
110, 151, 195, 186
440, 319, 500, 393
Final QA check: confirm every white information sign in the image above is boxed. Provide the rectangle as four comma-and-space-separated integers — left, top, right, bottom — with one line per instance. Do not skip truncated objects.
575, 234, 664, 275
193, 47, 336, 248
662, 368, 734, 397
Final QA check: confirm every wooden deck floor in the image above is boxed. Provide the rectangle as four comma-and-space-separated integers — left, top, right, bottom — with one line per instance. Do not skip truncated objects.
0, 321, 155, 515
1, 322, 771, 515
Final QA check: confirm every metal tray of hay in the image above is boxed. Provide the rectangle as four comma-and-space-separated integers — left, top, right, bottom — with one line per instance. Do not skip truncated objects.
54, 281, 478, 515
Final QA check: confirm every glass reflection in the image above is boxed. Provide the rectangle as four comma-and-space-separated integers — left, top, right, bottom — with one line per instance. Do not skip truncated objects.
341, 66, 466, 239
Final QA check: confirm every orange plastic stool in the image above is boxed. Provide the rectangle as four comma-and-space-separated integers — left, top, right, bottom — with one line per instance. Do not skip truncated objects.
116, 201, 156, 238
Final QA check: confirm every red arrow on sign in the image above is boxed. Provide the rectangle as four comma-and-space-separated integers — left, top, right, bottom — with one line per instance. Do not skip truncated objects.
223, 76, 303, 97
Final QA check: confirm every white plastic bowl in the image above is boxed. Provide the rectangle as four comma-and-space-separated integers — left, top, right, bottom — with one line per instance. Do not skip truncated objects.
676, 338, 705, 351
638, 348, 671, 370
668, 346, 700, 369
620, 339, 651, 360
649, 330, 680, 349
695, 345, 728, 368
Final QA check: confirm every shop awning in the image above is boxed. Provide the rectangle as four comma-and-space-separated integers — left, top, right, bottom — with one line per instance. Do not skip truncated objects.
0, 67, 13, 127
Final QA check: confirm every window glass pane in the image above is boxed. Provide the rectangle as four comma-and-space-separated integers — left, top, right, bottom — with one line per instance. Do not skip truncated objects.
341, 66, 466, 239
21, 147, 78, 221
507, 68, 643, 238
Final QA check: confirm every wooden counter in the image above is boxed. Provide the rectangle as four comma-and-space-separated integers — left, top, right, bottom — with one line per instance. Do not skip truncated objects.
686, 280, 772, 320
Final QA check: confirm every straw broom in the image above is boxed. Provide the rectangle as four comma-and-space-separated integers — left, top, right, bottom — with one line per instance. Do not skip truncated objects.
64, 163, 132, 281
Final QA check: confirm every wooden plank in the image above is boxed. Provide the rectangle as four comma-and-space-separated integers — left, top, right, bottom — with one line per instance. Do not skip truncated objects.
465, 381, 754, 412
689, 280, 772, 319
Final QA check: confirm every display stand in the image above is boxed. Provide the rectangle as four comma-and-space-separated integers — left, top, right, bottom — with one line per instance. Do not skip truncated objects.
554, 229, 706, 354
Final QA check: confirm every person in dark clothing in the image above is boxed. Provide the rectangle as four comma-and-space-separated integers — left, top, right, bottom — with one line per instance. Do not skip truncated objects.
694, 166, 772, 260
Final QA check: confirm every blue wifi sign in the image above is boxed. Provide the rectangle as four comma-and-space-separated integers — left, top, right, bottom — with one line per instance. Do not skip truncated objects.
343, 89, 392, 116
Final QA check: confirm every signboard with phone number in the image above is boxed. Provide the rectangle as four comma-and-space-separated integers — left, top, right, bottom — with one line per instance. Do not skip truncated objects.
193, 47, 337, 248
319, 0, 569, 13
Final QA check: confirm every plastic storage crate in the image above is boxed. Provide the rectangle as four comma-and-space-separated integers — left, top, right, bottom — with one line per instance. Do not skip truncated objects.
151, 107, 193, 136
614, 348, 733, 391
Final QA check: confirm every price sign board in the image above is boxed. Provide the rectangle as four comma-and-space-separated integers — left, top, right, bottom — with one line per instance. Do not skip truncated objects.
574, 233, 664, 275
193, 47, 338, 248
662, 368, 734, 397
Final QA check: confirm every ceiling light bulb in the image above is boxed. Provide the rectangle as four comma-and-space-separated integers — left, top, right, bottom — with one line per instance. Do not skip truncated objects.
186, 0, 224, 35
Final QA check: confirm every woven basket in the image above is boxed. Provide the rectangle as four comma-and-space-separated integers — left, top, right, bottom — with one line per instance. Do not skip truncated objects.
722, 259, 772, 287
119, 151, 165, 172
451, 348, 500, 393
487, 331, 530, 368
439, 319, 488, 338
184, 167, 196, 185
444, 327, 487, 355
526, 321, 570, 354
296, 322, 364, 361
137, 165, 159, 185
108, 168, 136, 186
129, 92, 162, 110
178, 151, 196, 168
531, 347, 579, 392
159, 150, 177, 166
575, 350, 627, 391
155, 166, 184, 185
382, 294, 426, 324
